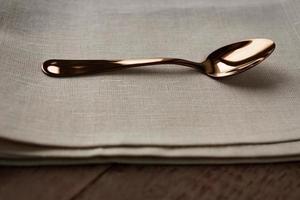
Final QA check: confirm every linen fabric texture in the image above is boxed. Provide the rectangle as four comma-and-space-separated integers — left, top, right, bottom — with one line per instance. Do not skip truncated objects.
0, 0, 299, 165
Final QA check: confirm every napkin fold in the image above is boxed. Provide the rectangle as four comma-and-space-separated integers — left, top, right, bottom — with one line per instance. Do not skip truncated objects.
1, 138, 300, 165
0, 0, 299, 165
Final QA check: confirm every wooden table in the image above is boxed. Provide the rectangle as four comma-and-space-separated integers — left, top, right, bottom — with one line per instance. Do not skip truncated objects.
0, 162, 300, 200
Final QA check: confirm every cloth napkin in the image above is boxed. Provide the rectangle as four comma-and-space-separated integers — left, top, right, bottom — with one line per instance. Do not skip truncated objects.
0, 0, 299, 165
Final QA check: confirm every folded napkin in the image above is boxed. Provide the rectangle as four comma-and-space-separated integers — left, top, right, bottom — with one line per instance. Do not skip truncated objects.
0, 0, 299, 165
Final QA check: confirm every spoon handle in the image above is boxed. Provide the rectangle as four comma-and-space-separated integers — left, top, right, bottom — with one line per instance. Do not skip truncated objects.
42, 58, 201, 77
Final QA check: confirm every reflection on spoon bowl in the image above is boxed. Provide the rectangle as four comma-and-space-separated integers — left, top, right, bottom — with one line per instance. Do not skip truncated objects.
204, 38, 276, 77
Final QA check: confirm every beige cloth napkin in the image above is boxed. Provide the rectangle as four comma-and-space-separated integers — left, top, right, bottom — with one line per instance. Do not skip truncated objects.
0, 0, 299, 165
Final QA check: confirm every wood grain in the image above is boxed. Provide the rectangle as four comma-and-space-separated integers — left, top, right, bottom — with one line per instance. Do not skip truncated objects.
74, 163, 300, 200
0, 163, 300, 200
0, 165, 110, 200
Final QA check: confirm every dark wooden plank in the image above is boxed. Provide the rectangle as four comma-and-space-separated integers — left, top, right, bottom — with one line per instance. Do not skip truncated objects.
0, 165, 110, 200
73, 163, 300, 200
1, 163, 300, 200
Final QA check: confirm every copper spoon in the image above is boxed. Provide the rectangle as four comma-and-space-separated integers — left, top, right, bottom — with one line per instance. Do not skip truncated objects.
42, 38, 275, 78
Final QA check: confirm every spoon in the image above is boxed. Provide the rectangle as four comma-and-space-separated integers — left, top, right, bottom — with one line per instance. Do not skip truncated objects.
42, 38, 275, 78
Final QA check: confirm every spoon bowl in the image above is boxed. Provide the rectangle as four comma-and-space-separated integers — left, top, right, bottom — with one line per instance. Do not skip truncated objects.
203, 38, 275, 77
42, 38, 275, 78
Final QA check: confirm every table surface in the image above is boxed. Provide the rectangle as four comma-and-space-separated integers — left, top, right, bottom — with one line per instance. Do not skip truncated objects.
0, 162, 300, 200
